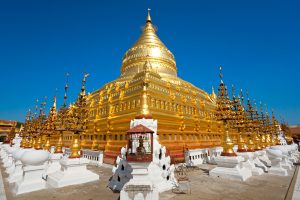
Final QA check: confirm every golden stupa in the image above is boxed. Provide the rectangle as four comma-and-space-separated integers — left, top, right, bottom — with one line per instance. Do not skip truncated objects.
67, 10, 224, 164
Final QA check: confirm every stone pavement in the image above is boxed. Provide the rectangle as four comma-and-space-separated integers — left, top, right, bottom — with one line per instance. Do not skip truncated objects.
161, 164, 295, 200
291, 165, 300, 200
0, 166, 7, 200
1, 165, 119, 200
0, 163, 297, 200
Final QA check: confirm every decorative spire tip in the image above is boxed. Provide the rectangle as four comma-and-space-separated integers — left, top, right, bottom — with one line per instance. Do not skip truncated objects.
147, 8, 152, 22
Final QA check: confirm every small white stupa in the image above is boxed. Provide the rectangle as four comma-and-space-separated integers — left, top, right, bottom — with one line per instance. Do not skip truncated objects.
12, 150, 50, 195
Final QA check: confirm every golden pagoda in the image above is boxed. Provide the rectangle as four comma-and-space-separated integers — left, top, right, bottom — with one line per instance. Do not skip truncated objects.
215, 70, 237, 156
244, 96, 257, 151
231, 88, 247, 152
82, 10, 223, 164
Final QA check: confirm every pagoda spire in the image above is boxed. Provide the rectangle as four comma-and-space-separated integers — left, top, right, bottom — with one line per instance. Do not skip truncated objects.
216, 66, 236, 156
63, 73, 69, 108
52, 95, 57, 111
120, 7, 177, 78
147, 8, 151, 22
211, 86, 217, 99
219, 66, 223, 84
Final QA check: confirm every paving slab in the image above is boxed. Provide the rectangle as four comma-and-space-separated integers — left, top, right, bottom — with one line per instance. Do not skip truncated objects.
0, 163, 296, 200
161, 164, 294, 200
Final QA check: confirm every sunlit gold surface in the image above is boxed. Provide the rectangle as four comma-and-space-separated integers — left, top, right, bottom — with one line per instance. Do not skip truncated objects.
69, 133, 81, 158
43, 135, 51, 151
121, 11, 177, 78
265, 134, 272, 147
253, 133, 262, 150
221, 131, 236, 156
28, 137, 33, 148
260, 134, 266, 149
20, 136, 26, 148
55, 132, 63, 153
34, 136, 42, 150
275, 134, 281, 145
247, 136, 255, 152
91, 138, 98, 150
237, 133, 247, 152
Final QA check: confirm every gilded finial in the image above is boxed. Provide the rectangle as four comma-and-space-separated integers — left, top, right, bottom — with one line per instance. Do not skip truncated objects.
231, 84, 235, 98
147, 8, 151, 22
264, 104, 267, 114
52, 95, 57, 110
81, 68, 90, 96
63, 73, 69, 108
219, 66, 223, 82
211, 86, 216, 99
260, 101, 262, 111
240, 89, 244, 104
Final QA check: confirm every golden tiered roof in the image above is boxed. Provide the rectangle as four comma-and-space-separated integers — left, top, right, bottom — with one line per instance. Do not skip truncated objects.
121, 9, 177, 78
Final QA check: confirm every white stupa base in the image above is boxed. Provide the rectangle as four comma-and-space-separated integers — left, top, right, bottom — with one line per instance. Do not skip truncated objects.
3, 156, 13, 168
47, 157, 99, 188
266, 149, 288, 176
281, 157, 293, 170
12, 163, 48, 195
0, 152, 7, 160
236, 152, 264, 176
268, 167, 288, 176
7, 161, 23, 183
5, 162, 15, 174
1, 154, 8, 162
120, 180, 159, 200
253, 157, 268, 172
120, 162, 159, 200
210, 166, 252, 181
289, 155, 297, 163
243, 160, 264, 176
147, 162, 174, 193
257, 150, 272, 167
44, 153, 63, 178
209, 156, 252, 181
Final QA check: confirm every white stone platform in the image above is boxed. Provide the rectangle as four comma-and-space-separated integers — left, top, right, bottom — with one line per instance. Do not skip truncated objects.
209, 156, 252, 181
47, 157, 99, 188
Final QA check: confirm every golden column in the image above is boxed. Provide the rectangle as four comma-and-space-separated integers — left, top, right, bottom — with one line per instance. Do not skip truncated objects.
215, 66, 236, 156
54, 75, 69, 154
21, 110, 31, 148
244, 94, 257, 152
259, 102, 267, 149
68, 71, 89, 158
35, 100, 47, 150
271, 111, 281, 145
43, 96, 56, 152
231, 87, 247, 152
252, 101, 262, 151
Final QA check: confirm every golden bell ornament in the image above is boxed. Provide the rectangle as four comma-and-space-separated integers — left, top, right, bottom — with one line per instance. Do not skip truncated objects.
247, 136, 255, 152
43, 136, 51, 152
237, 134, 247, 152
55, 132, 63, 153
34, 136, 42, 150
69, 133, 81, 158
221, 131, 237, 156
254, 133, 262, 151
260, 134, 266, 149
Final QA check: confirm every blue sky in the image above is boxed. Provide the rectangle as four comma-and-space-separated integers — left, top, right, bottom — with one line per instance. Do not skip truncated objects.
0, 0, 299, 124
